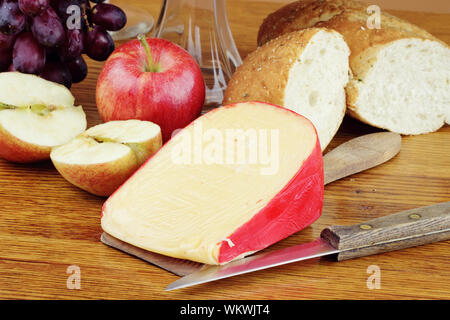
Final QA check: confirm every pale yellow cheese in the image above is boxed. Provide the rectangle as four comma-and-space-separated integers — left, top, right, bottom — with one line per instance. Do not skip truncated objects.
101, 102, 317, 264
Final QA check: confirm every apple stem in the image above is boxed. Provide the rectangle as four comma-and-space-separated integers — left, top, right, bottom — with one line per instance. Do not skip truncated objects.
138, 34, 159, 73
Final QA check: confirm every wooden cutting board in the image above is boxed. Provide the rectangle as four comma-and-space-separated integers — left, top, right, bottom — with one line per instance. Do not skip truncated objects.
0, 0, 449, 300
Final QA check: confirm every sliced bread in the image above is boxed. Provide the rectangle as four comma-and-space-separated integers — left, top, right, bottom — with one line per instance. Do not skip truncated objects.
224, 28, 350, 150
257, 0, 450, 135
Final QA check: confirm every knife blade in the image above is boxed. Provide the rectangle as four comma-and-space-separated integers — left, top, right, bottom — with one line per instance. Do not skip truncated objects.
166, 201, 450, 291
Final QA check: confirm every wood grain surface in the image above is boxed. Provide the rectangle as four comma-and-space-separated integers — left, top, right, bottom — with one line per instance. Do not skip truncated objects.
0, 0, 449, 300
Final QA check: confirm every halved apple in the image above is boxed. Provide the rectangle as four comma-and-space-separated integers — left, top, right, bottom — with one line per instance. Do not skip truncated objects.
0, 72, 87, 163
50, 120, 162, 197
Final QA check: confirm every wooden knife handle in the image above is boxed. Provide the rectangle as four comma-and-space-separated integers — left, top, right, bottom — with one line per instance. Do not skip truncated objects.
323, 132, 401, 185
320, 202, 450, 261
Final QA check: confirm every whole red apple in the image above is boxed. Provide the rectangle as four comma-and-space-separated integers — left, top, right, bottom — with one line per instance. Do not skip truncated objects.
96, 36, 205, 142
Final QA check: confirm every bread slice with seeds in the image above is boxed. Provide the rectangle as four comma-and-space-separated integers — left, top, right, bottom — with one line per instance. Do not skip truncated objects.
224, 28, 350, 150
257, 0, 450, 135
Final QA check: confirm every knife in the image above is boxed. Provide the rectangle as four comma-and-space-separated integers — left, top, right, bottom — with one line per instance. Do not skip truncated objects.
166, 201, 450, 291
102, 132, 403, 276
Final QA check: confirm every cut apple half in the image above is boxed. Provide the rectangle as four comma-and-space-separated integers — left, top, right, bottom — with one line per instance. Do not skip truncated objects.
0, 72, 87, 163
51, 120, 162, 197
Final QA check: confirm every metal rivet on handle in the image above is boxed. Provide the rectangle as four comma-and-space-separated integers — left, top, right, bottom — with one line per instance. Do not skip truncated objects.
409, 214, 421, 220
360, 224, 372, 230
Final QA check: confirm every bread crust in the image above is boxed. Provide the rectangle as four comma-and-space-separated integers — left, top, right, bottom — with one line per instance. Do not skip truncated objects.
224, 28, 323, 106
224, 28, 348, 150
258, 0, 439, 52
257, 0, 449, 130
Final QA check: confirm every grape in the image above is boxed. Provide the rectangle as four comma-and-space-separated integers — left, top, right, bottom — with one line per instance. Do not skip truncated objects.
0, 31, 16, 50
0, 32, 15, 70
12, 32, 46, 74
0, 49, 12, 71
46, 49, 60, 62
0, 32, 18, 71
66, 55, 87, 83
60, 28, 84, 60
0, 0, 27, 35
31, 7, 65, 47
1, 0, 127, 85
18, 0, 50, 16
84, 25, 114, 61
40, 61, 72, 88
56, 0, 78, 18
90, 3, 126, 31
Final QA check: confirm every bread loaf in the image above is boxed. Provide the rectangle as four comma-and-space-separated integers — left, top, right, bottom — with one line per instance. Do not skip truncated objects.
257, 0, 450, 135
224, 28, 350, 150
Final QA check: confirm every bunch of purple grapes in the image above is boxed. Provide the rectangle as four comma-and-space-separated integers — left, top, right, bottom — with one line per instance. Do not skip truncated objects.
0, 0, 126, 88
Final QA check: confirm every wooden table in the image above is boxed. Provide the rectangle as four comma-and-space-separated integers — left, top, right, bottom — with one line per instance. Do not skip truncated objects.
0, 1, 449, 300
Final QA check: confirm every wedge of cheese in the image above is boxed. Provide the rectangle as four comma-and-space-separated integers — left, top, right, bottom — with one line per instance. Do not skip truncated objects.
101, 101, 324, 265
